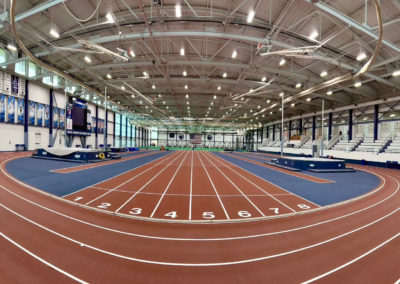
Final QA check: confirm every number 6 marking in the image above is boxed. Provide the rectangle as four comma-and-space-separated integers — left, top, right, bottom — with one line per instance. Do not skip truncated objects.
238, 211, 251, 218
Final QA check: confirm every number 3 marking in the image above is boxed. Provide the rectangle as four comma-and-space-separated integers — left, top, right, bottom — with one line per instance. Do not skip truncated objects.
129, 208, 142, 215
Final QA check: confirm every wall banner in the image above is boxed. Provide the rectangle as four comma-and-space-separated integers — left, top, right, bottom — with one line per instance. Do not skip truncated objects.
0, 94, 5, 122
7, 96, 15, 123
29, 101, 36, 126
37, 103, 43, 126
59, 108, 65, 129
44, 105, 50, 127
17, 98, 24, 124
53, 107, 59, 128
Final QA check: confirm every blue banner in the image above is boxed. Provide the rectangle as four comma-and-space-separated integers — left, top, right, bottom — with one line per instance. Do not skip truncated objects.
53, 107, 59, 128
17, 99, 24, 124
37, 103, 43, 126
29, 101, 36, 125
59, 108, 65, 128
0, 94, 5, 122
44, 105, 50, 127
7, 96, 15, 123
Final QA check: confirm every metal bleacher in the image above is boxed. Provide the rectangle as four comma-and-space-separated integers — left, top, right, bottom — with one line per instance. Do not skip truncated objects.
385, 137, 400, 153
355, 137, 391, 153
332, 137, 363, 152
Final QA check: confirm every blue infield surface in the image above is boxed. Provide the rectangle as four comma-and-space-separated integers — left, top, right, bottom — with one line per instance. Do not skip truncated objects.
214, 152, 381, 206
6, 151, 172, 197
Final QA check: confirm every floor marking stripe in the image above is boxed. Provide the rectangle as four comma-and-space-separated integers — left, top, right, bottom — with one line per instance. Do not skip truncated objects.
0, 180, 398, 266
189, 151, 193, 220
302, 232, 400, 283
0, 170, 392, 241
202, 152, 266, 217
0, 231, 88, 284
114, 151, 186, 213
212, 152, 320, 208
88, 187, 294, 197
207, 152, 297, 212
196, 151, 230, 219
150, 151, 189, 217
84, 151, 180, 205
62, 151, 174, 198
52, 151, 158, 173
223, 152, 334, 184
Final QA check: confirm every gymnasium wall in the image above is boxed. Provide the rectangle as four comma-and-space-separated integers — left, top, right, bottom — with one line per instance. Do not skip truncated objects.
0, 75, 116, 151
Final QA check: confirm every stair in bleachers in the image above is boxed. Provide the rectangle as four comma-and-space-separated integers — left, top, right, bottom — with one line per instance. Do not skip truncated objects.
355, 137, 391, 153
385, 137, 400, 153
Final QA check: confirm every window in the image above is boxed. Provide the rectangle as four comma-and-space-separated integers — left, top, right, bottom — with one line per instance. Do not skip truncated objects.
28, 62, 37, 78
0, 49, 6, 69
43, 76, 53, 86
15, 61, 26, 76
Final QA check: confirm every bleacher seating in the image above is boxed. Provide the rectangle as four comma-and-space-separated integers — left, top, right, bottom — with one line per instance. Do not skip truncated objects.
300, 138, 313, 149
355, 137, 390, 153
332, 137, 362, 152
385, 137, 400, 153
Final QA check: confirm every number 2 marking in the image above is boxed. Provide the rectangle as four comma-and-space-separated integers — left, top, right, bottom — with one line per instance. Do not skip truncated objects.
97, 202, 111, 209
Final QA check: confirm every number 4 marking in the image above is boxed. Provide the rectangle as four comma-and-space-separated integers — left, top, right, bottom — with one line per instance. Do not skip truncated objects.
164, 211, 178, 219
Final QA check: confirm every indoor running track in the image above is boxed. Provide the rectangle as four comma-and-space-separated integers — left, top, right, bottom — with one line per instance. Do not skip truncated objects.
0, 151, 399, 283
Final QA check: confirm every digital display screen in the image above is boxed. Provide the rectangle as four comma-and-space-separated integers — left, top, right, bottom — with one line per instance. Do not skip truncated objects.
72, 104, 87, 131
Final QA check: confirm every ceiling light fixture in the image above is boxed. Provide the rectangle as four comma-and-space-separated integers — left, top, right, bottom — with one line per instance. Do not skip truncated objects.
152, 84, 156, 89
49, 29, 60, 38
247, 10, 255, 23
327, 90, 333, 95
357, 52, 367, 61
232, 50, 237, 58
261, 76, 267, 82
184, 84, 188, 89
183, 70, 187, 76
309, 30, 319, 41
84, 56, 92, 63
295, 83, 302, 88
279, 58, 286, 66
392, 70, 400, 77
129, 48, 136, 58
306, 97, 311, 102
354, 81, 362, 88
106, 13, 115, 23
223, 72, 227, 78
7, 44, 17, 52
217, 86, 221, 91
180, 47, 185, 56
320, 71, 328, 78
121, 86, 125, 90
106, 73, 112, 79
175, 4, 182, 18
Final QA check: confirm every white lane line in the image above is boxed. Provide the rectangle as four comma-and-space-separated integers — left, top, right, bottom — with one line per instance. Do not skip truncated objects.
62, 151, 174, 198
196, 151, 230, 220
202, 152, 266, 217
1, 186, 399, 267
395, 278, 400, 284
0, 161, 392, 240
150, 151, 189, 217
85, 151, 179, 205
302, 232, 400, 283
207, 152, 296, 213
189, 151, 193, 220
0, 232, 88, 284
114, 151, 185, 213
215, 152, 321, 208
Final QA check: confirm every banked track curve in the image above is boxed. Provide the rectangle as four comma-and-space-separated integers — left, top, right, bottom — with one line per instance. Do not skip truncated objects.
0, 152, 399, 283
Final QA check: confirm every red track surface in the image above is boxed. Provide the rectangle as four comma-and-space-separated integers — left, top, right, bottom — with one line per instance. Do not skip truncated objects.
0, 151, 399, 283
63, 150, 319, 221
